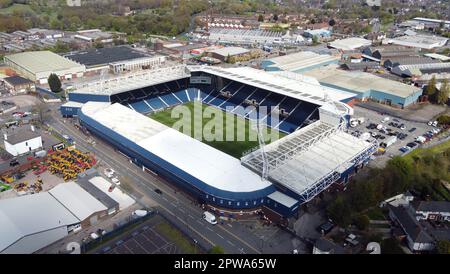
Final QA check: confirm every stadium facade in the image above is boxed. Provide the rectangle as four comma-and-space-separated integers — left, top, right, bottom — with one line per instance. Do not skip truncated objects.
62, 65, 377, 218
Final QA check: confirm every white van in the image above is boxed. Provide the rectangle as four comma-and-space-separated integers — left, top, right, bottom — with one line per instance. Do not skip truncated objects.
202, 211, 217, 225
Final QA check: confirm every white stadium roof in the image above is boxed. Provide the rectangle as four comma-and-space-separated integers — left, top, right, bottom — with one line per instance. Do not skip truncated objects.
72, 65, 190, 95
48, 182, 107, 221
82, 102, 271, 193
188, 66, 356, 105
242, 120, 375, 200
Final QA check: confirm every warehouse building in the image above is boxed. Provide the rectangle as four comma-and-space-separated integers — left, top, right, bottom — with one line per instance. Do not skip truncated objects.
328, 37, 372, 51
0, 181, 121, 254
207, 28, 285, 45
2, 75, 35, 94
48, 183, 109, 228
4, 51, 85, 84
0, 192, 80, 254
65, 46, 166, 75
303, 64, 422, 108
362, 45, 419, 65
384, 56, 440, 70
206, 46, 250, 62
261, 51, 339, 73
383, 35, 448, 50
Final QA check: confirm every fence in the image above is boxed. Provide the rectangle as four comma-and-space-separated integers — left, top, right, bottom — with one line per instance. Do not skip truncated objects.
81, 210, 156, 253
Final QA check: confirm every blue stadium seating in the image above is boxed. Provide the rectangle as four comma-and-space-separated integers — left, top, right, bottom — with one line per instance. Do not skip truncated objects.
146, 97, 166, 110
187, 88, 200, 101
159, 93, 180, 107
114, 78, 320, 133
129, 100, 152, 113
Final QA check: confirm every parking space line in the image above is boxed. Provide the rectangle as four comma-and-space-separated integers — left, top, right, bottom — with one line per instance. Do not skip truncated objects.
227, 240, 235, 246
216, 233, 224, 239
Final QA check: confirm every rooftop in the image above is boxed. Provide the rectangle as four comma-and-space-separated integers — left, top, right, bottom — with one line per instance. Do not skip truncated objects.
77, 178, 119, 210
303, 64, 422, 99
384, 35, 448, 49
3, 75, 34, 86
48, 182, 108, 221
71, 66, 189, 95
415, 201, 450, 213
81, 102, 273, 194
64, 46, 149, 67
389, 205, 434, 243
207, 46, 250, 57
189, 66, 356, 106
262, 51, 339, 72
328, 37, 372, 51
0, 192, 79, 253
4, 51, 85, 74
5, 128, 40, 145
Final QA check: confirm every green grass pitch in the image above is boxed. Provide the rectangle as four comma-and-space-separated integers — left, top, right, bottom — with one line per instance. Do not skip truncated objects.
149, 101, 286, 158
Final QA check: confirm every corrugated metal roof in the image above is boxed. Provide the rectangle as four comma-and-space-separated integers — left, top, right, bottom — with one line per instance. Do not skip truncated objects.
48, 182, 108, 221
4, 51, 85, 74
0, 192, 79, 253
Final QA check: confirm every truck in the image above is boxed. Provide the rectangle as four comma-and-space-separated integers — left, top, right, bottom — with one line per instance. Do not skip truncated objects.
202, 211, 217, 225
383, 136, 397, 148
34, 150, 47, 158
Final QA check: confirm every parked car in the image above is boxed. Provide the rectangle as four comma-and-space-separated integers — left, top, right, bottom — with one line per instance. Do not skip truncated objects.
9, 159, 19, 167
399, 146, 410, 153
111, 177, 121, 186
408, 127, 416, 133
154, 188, 163, 195
104, 168, 115, 178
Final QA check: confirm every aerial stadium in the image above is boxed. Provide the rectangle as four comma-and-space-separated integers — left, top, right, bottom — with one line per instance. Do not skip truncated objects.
61, 65, 378, 218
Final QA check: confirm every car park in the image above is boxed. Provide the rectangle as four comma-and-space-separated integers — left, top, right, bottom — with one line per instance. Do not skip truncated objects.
408, 127, 416, 133
399, 146, 410, 153
407, 142, 417, 149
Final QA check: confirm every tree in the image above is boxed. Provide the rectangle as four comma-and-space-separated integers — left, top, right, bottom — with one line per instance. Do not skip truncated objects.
48, 73, 62, 93
354, 215, 370, 231
327, 195, 353, 227
425, 76, 437, 96
273, 14, 278, 22
328, 19, 336, 27
436, 79, 449, 105
209, 245, 225, 254
436, 240, 450, 254
258, 14, 264, 22
32, 103, 50, 125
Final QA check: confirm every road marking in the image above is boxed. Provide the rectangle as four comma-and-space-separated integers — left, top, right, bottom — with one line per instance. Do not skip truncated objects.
216, 233, 224, 239
227, 240, 235, 246
227, 223, 233, 228
179, 208, 185, 213
188, 215, 194, 219
206, 227, 213, 232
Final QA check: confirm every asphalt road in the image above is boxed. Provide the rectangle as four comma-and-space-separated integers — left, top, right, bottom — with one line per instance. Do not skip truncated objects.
47, 111, 293, 254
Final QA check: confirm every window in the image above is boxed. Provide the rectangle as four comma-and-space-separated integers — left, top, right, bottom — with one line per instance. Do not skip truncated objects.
237, 202, 240, 206
228, 201, 232, 206
25, 142, 28, 146
212, 197, 215, 202
245, 202, 249, 206
220, 200, 223, 204
253, 201, 257, 205
206, 195, 209, 199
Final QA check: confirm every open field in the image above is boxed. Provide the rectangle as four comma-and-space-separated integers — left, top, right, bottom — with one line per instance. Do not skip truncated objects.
149, 101, 286, 158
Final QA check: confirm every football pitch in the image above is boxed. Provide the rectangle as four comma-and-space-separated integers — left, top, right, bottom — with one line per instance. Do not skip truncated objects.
149, 101, 286, 158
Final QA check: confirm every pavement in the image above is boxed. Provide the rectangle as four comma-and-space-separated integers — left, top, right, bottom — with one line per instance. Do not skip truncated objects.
46, 111, 296, 254
349, 105, 440, 168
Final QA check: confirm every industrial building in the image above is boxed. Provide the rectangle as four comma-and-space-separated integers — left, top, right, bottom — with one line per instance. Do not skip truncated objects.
383, 56, 440, 70
0, 192, 80, 254
207, 28, 286, 45
65, 46, 166, 75
3, 51, 86, 84
391, 62, 450, 84
383, 35, 448, 50
0, 180, 124, 254
303, 64, 423, 108
2, 75, 35, 94
328, 37, 372, 51
261, 51, 340, 73
362, 45, 419, 64
206, 46, 250, 62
